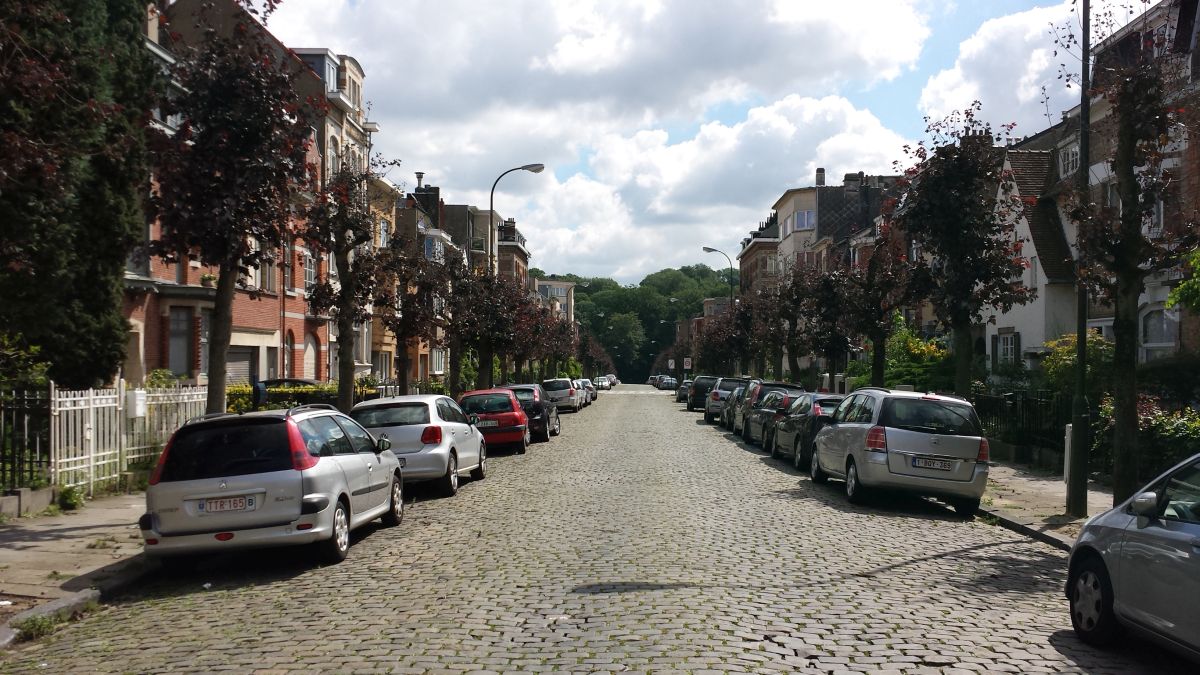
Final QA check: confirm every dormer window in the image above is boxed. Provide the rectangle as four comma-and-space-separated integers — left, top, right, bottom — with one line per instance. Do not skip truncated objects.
1059, 144, 1080, 179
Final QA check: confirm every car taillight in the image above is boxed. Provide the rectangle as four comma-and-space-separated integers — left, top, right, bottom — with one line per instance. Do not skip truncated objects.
288, 420, 319, 470
866, 425, 887, 451
568, 388, 575, 396
977, 437, 990, 462
812, 404, 824, 417
148, 436, 174, 486
711, 391, 720, 401
779, 396, 791, 409
421, 425, 443, 445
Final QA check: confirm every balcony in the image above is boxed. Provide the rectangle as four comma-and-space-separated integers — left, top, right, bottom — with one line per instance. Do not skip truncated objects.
327, 87, 355, 113
499, 227, 527, 248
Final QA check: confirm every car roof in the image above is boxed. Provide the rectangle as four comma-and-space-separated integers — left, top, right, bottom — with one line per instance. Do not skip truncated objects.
850, 387, 970, 404
460, 388, 513, 397
351, 395, 442, 410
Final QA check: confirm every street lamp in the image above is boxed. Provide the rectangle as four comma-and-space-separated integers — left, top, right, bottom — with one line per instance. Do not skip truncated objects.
702, 246, 735, 305
488, 163, 545, 272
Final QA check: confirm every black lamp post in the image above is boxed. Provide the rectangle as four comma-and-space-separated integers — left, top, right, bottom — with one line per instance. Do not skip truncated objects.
488, 163, 544, 272
703, 246, 735, 305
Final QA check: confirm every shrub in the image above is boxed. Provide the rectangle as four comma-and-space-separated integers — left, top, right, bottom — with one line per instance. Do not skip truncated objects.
57, 485, 85, 511
145, 368, 183, 388
1091, 394, 1200, 482
1042, 333, 1114, 401
1137, 354, 1200, 407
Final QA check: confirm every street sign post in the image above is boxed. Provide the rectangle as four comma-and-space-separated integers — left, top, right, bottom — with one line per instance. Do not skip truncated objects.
668, 359, 675, 370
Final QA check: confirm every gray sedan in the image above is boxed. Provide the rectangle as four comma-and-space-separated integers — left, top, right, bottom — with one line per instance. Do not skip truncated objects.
1066, 454, 1200, 663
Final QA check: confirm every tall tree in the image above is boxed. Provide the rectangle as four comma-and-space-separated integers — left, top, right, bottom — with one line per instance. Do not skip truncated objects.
0, 0, 153, 387
151, 0, 314, 413
374, 235, 451, 395
892, 103, 1034, 395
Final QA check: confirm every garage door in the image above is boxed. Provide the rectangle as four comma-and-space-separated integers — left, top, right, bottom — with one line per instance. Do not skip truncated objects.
227, 347, 256, 384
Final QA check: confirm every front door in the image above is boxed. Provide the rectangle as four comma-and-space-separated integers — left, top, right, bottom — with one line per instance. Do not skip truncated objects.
336, 416, 388, 513
307, 415, 372, 516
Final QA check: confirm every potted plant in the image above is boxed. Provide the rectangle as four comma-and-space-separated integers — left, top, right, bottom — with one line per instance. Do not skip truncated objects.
200, 272, 216, 287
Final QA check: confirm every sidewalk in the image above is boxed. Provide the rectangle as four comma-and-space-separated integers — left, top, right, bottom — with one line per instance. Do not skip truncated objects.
0, 492, 152, 646
980, 461, 1115, 550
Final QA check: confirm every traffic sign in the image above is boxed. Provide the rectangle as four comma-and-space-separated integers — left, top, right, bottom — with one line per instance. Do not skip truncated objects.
683, 357, 692, 370
668, 359, 675, 370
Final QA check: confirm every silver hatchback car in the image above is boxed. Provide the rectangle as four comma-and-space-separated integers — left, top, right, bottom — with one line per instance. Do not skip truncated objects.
810, 388, 989, 516
350, 395, 485, 497
1066, 453, 1200, 662
140, 405, 404, 566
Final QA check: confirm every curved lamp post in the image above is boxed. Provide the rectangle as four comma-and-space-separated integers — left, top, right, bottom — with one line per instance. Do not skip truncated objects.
488, 164, 544, 273
702, 246, 735, 305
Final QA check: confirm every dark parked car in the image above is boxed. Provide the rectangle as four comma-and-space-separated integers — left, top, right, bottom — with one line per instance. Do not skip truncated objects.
687, 375, 719, 412
500, 384, 561, 442
770, 393, 846, 470
675, 379, 693, 403
721, 386, 746, 430
743, 386, 806, 446
733, 380, 804, 439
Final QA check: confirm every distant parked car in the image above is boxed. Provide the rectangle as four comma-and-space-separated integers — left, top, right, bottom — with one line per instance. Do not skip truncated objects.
1065, 452, 1200, 662
706, 377, 748, 424
459, 389, 531, 453
350, 395, 485, 497
675, 379, 693, 403
721, 386, 746, 430
771, 393, 846, 470
743, 386, 806, 446
573, 379, 592, 406
810, 388, 988, 516
580, 378, 598, 402
592, 376, 610, 391
606, 374, 619, 387
500, 384, 561, 442
658, 376, 677, 390
734, 380, 805, 440
544, 378, 583, 412
140, 404, 404, 567
687, 375, 719, 412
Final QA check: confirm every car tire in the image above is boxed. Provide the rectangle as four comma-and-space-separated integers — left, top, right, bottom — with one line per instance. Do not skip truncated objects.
704, 411, 714, 424
809, 446, 828, 484
550, 413, 562, 436
318, 499, 350, 564
471, 444, 487, 480
440, 453, 459, 497
767, 430, 779, 458
742, 420, 753, 444
536, 421, 551, 443
845, 459, 868, 504
792, 437, 806, 471
951, 497, 980, 518
381, 475, 404, 527
1070, 555, 1121, 646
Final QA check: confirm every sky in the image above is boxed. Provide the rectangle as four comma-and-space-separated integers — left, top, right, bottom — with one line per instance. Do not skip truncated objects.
263, 0, 1144, 284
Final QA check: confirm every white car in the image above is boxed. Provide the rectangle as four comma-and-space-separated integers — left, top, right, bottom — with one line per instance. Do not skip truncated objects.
350, 395, 486, 497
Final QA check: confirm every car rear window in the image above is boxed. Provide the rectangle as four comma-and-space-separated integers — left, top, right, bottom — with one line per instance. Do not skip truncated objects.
508, 388, 536, 401
693, 376, 718, 388
718, 379, 747, 391
460, 394, 514, 414
543, 379, 571, 391
880, 398, 982, 436
160, 419, 291, 482
815, 397, 844, 410
350, 403, 430, 428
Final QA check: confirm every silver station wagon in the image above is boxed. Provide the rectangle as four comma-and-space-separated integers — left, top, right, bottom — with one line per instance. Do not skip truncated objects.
140, 405, 404, 566
810, 388, 989, 516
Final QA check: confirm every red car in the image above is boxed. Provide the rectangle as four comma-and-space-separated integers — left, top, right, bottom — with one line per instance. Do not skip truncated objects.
458, 389, 531, 453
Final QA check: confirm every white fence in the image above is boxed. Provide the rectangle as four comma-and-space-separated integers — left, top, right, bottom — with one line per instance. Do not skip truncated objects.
49, 380, 207, 494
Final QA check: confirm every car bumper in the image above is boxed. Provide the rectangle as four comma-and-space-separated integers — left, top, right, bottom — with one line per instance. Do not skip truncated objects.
480, 425, 527, 444
142, 504, 333, 556
394, 447, 451, 481
706, 399, 726, 413
856, 451, 989, 500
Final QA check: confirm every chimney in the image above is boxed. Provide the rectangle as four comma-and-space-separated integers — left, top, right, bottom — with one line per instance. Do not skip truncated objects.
843, 171, 862, 194
816, 168, 825, 186
415, 172, 424, 188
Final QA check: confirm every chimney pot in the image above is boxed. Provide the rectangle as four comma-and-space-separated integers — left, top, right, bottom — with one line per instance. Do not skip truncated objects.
415, 171, 424, 188
816, 167, 825, 186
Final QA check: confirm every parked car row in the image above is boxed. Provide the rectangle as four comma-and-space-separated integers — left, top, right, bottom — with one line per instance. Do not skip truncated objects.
679, 378, 1200, 662
139, 378, 592, 567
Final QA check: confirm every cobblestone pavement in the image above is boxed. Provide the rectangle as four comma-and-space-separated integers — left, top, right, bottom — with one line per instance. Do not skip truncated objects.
1, 387, 1189, 673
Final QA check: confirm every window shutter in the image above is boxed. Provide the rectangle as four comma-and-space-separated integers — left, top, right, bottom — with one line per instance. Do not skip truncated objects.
991, 335, 999, 371
1013, 333, 1022, 366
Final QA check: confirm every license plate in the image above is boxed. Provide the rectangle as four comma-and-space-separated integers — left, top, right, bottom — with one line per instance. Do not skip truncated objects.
477, 420, 498, 428
201, 496, 251, 513
912, 457, 954, 471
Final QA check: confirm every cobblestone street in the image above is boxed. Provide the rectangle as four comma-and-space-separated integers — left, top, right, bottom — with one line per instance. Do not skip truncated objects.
1, 386, 1188, 674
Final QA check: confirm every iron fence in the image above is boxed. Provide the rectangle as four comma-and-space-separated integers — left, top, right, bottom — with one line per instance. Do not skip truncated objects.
971, 389, 1073, 451
0, 389, 51, 491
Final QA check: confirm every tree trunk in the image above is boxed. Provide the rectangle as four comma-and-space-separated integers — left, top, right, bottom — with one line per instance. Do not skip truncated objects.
204, 261, 238, 414
478, 339, 494, 389
447, 335, 463, 397
514, 357, 525, 384
951, 317, 973, 396
870, 329, 888, 387
1111, 276, 1142, 504
336, 312, 356, 412
396, 347, 411, 394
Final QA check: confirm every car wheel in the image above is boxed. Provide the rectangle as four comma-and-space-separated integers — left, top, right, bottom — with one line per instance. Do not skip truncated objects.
440, 453, 459, 497
767, 430, 779, 458
845, 459, 867, 504
536, 421, 551, 442
1070, 555, 1121, 646
471, 443, 487, 480
742, 420, 753, 444
550, 413, 562, 436
704, 411, 714, 424
951, 497, 980, 518
381, 475, 404, 527
686, 401, 693, 411
809, 446, 828, 484
318, 500, 350, 563
795, 434, 811, 472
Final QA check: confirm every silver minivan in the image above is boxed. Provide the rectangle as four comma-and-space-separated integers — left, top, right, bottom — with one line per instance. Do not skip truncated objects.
140, 405, 404, 566
543, 378, 582, 412
810, 388, 989, 516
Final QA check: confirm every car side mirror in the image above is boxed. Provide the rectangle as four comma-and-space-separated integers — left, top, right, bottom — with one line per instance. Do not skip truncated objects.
1131, 491, 1160, 517
468, 414, 479, 426
376, 434, 391, 453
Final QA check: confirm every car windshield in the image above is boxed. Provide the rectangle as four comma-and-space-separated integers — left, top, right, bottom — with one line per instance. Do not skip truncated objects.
508, 388, 536, 401
718, 379, 746, 391
350, 403, 430, 428
160, 419, 291, 482
544, 379, 571, 391
880, 398, 982, 436
460, 394, 514, 414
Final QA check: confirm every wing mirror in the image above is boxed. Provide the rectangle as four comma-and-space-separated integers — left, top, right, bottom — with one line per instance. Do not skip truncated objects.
1131, 491, 1160, 517
375, 433, 391, 453
468, 413, 479, 426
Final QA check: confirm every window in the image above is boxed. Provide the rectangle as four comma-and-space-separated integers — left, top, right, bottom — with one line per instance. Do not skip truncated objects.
168, 307, 191, 376
1146, 199, 1164, 238
304, 250, 316, 290
334, 416, 377, 454
795, 210, 816, 231
1059, 144, 1080, 178
1160, 462, 1200, 524
1105, 182, 1122, 213
766, 254, 779, 275
379, 219, 390, 249
833, 395, 858, 423
260, 251, 277, 293
304, 415, 354, 455
852, 396, 876, 423
283, 241, 295, 290
1141, 307, 1179, 361
199, 309, 212, 376
431, 349, 446, 375
283, 334, 294, 377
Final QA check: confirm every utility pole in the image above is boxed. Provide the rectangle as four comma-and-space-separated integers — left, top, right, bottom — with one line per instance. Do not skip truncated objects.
1067, 0, 1091, 518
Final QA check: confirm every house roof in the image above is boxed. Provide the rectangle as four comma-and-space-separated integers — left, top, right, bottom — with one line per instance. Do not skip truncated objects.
1006, 150, 1075, 283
